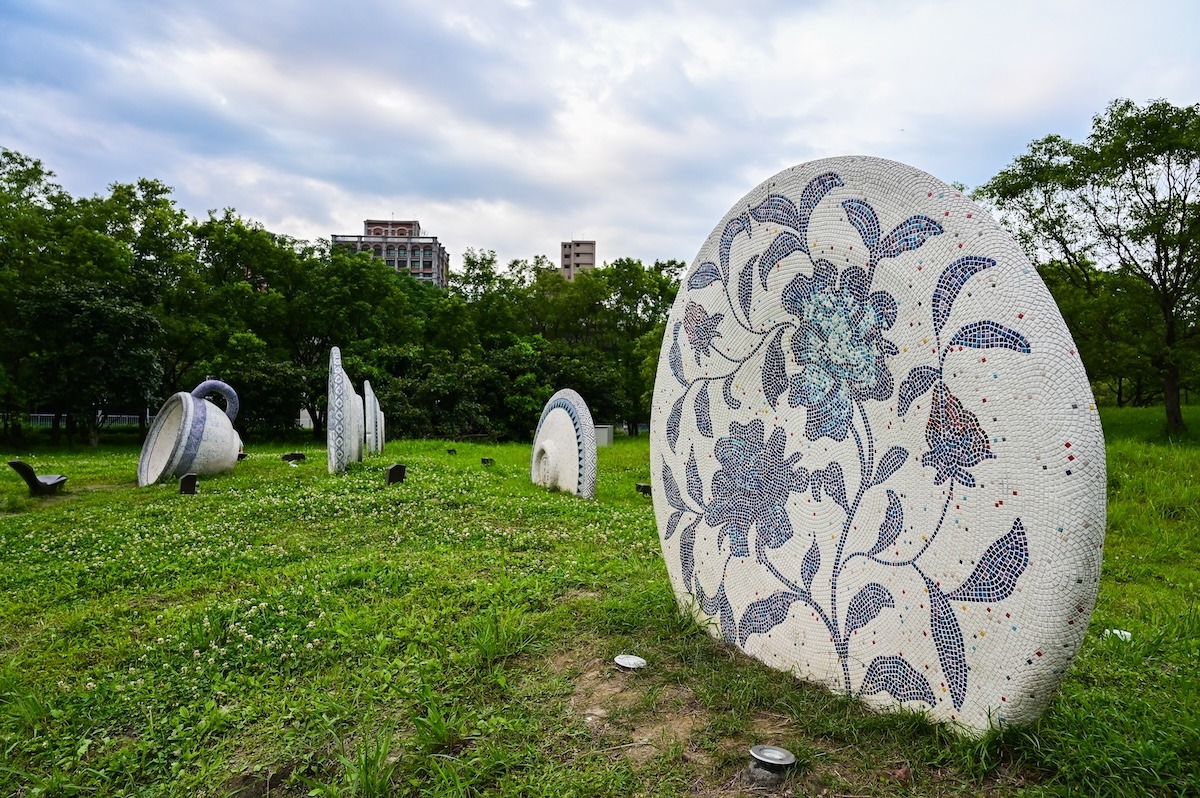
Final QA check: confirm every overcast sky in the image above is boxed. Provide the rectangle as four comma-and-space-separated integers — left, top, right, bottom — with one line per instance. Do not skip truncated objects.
3, 0, 1198, 270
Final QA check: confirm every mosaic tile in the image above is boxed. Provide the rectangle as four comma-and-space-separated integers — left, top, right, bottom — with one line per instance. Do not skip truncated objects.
650, 157, 1106, 733
326, 347, 364, 473
531, 389, 597, 499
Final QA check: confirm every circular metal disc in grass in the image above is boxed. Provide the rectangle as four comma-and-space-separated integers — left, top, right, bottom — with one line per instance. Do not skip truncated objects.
749, 745, 796, 769
531, 389, 597, 499
614, 654, 647, 670
650, 156, 1105, 733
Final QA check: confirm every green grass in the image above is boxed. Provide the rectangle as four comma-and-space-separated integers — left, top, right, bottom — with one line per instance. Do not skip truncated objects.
1, 417, 1197, 796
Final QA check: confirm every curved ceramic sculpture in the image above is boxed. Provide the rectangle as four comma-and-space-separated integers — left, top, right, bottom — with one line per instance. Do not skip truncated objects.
138, 380, 241, 486
364, 381, 383, 455
327, 347, 356, 473
350, 386, 365, 463
651, 157, 1105, 733
531, 389, 597, 499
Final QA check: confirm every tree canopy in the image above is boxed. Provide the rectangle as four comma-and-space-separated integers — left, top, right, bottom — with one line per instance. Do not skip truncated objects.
979, 98, 1200, 434
0, 148, 683, 445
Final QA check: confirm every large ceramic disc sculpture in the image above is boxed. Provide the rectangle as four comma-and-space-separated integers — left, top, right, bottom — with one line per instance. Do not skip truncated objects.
650, 156, 1105, 733
327, 347, 358, 473
138, 380, 241, 486
531, 389, 597, 499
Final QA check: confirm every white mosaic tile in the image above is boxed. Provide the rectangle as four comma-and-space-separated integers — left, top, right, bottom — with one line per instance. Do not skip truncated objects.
650, 157, 1106, 733
327, 347, 356, 474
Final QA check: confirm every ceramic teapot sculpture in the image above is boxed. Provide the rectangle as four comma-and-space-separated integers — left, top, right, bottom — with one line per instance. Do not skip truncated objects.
137, 380, 242, 487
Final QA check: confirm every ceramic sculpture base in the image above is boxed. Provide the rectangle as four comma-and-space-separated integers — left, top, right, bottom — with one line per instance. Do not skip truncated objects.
650, 156, 1105, 733
531, 389, 597, 499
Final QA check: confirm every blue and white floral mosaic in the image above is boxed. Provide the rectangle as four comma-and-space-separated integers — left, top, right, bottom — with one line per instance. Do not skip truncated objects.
650, 157, 1106, 733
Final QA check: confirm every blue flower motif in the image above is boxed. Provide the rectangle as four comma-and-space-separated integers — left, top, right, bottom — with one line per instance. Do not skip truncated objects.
683, 301, 724, 363
705, 419, 808, 558
782, 260, 898, 441
920, 382, 995, 487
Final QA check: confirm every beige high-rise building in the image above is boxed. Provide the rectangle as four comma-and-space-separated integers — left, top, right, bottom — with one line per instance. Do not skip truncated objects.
332, 219, 450, 288
560, 240, 596, 280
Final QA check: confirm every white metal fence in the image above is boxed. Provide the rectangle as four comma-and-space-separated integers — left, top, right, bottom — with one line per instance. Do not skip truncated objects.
26, 413, 147, 428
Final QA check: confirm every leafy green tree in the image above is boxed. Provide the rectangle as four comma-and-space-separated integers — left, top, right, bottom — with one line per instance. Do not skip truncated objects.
980, 98, 1200, 433
19, 283, 162, 445
1037, 262, 1162, 406
0, 150, 70, 439
202, 332, 305, 434
600, 258, 682, 432
450, 248, 530, 348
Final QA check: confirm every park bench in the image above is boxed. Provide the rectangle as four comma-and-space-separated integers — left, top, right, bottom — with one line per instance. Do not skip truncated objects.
7, 460, 68, 496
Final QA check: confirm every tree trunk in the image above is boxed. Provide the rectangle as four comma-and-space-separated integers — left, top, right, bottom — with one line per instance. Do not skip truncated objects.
1164, 361, 1186, 435
1162, 310, 1186, 435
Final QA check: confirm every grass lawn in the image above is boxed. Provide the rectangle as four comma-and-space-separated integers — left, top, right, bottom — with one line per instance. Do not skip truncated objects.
1, 408, 1197, 796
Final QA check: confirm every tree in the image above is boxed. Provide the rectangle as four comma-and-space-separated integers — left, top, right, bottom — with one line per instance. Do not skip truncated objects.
20, 283, 163, 445
0, 150, 69, 440
979, 98, 1200, 434
1037, 262, 1162, 406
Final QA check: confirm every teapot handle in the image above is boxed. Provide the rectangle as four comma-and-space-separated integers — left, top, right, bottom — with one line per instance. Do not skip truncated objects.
191, 380, 240, 422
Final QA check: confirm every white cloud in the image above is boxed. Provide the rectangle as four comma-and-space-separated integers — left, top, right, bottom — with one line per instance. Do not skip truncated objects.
3, 0, 1199, 268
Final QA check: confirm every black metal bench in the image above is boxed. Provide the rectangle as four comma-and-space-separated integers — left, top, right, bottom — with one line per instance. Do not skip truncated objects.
7, 460, 68, 497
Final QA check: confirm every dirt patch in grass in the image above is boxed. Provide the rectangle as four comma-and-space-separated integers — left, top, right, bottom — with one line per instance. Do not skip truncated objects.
220, 761, 308, 798
624, 686, 705, 764
567, 656, 643, 727
558, 588, 602, 602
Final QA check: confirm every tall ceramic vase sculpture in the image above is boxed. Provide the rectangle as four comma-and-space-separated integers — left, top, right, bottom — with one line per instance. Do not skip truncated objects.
138, 380, 241, 486
651, 157, 1105, 733
364, 381, 384, 455
531, 389, 597, 499
327, 347, 362, 473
